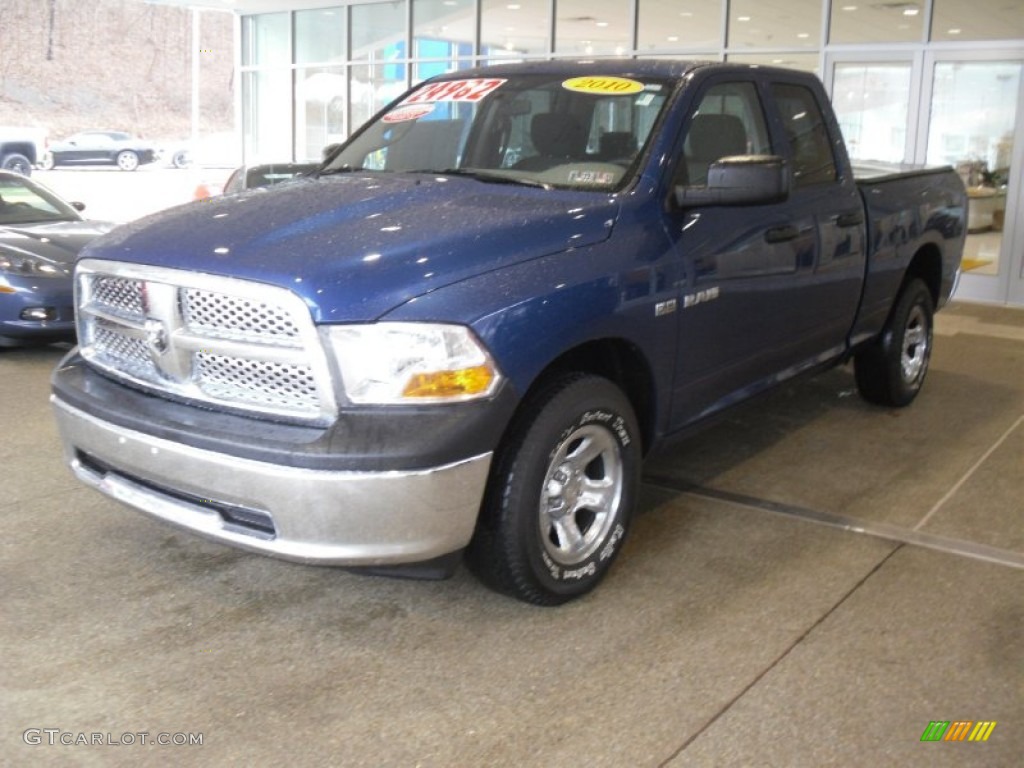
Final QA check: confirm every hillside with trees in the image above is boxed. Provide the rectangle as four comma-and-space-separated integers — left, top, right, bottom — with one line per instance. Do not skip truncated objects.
0, 0, 234, 142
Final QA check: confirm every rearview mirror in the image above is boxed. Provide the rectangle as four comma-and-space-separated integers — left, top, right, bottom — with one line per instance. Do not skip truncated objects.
675, 155, 789, 207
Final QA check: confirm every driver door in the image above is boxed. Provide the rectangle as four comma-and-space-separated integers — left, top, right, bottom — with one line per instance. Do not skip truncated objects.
665, 77, 817, 428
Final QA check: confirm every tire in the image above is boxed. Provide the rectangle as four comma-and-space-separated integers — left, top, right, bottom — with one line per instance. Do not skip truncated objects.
467, 374, 640, 605
1, 153, 32, 176
172, 149, 191, 169
854, 278, 934, 407
116, 150, 139, 171
40, 152, 55, 170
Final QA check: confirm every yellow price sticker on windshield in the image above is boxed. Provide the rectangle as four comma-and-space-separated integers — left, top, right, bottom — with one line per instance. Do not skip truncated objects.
562, 76, 645, 95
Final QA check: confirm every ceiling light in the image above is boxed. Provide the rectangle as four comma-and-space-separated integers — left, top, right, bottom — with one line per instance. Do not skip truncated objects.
903, 8, 919, 15
596, 21, 609, 27
842, 4, 858, 9
507, 3, 520, 8
667, 35, 679, 42
948, 28, 961, 34
738, 16, 751, 22
797, 32, 810, 38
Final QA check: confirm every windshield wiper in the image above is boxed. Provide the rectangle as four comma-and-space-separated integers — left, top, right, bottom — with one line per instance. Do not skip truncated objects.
428, 169, 551, 190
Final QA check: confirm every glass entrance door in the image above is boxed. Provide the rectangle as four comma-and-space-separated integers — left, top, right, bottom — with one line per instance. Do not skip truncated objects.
920, 54, 1024, 304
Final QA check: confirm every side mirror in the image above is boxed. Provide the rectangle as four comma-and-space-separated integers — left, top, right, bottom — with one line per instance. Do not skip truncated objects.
322, 143, 341, 160
675, 155, 789, 207
71, 201, 86, 211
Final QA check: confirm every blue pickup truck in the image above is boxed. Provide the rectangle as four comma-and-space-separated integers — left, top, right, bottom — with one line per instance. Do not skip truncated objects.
51, 61, 965, 605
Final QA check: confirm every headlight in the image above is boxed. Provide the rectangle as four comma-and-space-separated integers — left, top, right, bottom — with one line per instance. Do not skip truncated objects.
323, 323, 501, 404
0, 253, 69, 278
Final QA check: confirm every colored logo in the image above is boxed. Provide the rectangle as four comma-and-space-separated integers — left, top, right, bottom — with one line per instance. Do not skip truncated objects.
920, 720, 997, 742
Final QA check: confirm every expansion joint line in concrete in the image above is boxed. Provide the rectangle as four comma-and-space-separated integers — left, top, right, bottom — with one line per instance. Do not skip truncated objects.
643, 476, 1024, 570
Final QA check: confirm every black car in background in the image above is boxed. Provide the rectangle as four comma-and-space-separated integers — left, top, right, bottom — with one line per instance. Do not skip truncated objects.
41, 131, 158, 172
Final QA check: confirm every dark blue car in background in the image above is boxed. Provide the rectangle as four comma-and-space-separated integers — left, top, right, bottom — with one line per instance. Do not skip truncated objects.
0, 171, 113, 347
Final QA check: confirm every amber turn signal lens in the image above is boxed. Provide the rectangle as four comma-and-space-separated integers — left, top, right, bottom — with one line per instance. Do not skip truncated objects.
401, 365, 495, 399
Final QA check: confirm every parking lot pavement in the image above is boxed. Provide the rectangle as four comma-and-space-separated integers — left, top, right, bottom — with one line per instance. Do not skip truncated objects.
1, 303, 1021, 767
34, 166, 232, 224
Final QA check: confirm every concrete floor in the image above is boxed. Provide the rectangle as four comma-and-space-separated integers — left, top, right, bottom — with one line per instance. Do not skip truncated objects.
1, 302, 1021, 767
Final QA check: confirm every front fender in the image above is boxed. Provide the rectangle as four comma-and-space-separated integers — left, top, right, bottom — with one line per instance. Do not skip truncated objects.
382, 236, 680, 432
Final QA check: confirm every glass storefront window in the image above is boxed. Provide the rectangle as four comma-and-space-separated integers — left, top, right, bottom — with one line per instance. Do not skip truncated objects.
350, 62, 409, 130
555, 0, 631, 56
242, 69, 292, 161
352, 2, 407, 62
296, 67, 347, 161
829, 3, 924, 44
726, 53, 820, 75
832, 62, 911, 163
241, 12, 289, 67
931, 0, 1024, 42
728, 0, 820, 49
413, 60, 475, 86
295, 7, 346, 64
414, 0, 475, 59
481, 0, 550, 58
638, 0, 722, 51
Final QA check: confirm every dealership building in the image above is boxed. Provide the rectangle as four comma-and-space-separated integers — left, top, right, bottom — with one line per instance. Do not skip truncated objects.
154, 0, 1024, 303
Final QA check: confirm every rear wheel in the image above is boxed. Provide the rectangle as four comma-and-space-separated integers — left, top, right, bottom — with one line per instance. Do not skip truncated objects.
116, 150, 139, 171
1, 153, 32, 176
467, 375, 640, 605
40, 152, 55, 170
854, 278, 934, 407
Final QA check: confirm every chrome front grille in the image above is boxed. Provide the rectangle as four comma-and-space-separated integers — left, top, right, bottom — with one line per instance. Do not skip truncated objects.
76, 259, 336, 424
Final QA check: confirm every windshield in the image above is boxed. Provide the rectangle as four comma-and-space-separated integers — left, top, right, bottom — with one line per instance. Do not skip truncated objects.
323, 73, 672, 192
0, 176, 80, 225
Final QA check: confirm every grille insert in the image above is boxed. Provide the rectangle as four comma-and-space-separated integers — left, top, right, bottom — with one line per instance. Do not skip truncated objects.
76, 260, 335, 424
184, 288, 301, 342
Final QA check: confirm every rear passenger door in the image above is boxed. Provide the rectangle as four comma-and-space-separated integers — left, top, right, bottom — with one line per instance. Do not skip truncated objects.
765, 77, 866, 360
665, 76, 819, 428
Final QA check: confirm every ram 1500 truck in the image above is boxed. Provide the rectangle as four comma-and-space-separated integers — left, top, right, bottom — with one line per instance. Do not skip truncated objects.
51, 61, 966, 605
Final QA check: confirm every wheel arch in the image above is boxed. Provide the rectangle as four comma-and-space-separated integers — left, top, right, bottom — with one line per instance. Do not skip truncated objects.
0, 142, 38, 164
904, 242, 943, 307
513, 338, 657, 456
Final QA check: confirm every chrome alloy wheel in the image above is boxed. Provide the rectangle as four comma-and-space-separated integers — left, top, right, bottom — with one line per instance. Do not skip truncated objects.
539, 424, 623, 566
900, 304, 929, 383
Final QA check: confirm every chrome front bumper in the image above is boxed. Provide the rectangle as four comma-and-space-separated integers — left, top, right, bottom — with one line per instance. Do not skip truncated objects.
52, 397, 491, 566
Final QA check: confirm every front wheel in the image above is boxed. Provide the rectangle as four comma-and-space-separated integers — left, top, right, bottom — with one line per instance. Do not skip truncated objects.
467, 375, 640, 605
854, 278, 934, 407
40, 152, 55, 170
116, 150, 139, 171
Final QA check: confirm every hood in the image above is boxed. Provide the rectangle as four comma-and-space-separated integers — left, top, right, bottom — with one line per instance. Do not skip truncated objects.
0, 219, 116, 270
86, 173, 619, 322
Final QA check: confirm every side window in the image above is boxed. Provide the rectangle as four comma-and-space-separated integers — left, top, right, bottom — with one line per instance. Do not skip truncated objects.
770, 83, 837, 187
679, 82, 771, 187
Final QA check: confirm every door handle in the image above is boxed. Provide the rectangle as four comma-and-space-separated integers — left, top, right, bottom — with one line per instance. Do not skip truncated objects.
765, 225, 799, 243
836, 211, 864, 228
